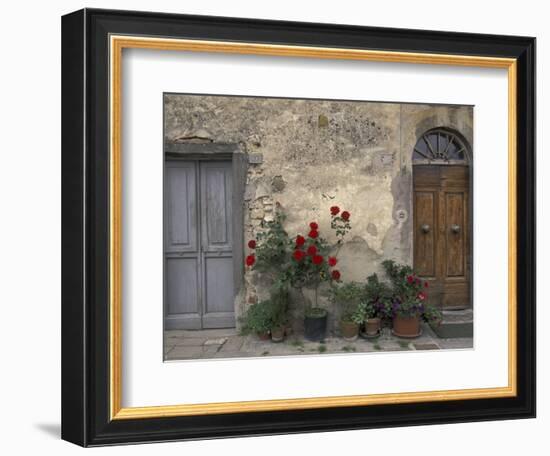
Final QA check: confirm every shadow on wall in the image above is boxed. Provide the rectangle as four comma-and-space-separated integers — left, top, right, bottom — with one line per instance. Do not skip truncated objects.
34, 423, 60, 439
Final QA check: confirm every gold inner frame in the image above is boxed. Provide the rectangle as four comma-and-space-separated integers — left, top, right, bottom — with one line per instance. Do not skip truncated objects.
109, 35, 517, 420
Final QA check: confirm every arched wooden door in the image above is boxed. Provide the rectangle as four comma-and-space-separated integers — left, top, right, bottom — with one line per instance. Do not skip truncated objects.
413, 129, 471, 310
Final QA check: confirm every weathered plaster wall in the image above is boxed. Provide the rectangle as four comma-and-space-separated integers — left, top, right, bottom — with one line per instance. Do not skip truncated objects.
164, 94, 473, 330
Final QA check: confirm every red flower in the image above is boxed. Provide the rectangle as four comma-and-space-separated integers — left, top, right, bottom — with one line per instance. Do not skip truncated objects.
293, 250, 306, 261
424, 281, 429, 288
307, 245, 317, 256
308, 229, 319, 239
309, 221, 319, 230
341, 210, 351, 221
330, 206, 340, 216
247, 240, 256, 249
295, 235, 306, 247
407, 275, 414, 284
245, 254, 255, 267
312, 254, 323, 265
328, 256, 337, 267
331, 270, 341, 280
415, 278, 421, 285
417, 292, 426, 301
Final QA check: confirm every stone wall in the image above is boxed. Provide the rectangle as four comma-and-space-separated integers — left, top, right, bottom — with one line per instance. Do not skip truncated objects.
164, 94, 473, 331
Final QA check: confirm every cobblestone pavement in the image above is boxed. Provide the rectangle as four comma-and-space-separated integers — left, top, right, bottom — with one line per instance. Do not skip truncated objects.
164, 324, 473, 361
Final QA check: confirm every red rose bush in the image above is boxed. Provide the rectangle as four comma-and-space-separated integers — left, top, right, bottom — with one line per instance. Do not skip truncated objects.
243, 205, 353, 323
245, 205, 352, 287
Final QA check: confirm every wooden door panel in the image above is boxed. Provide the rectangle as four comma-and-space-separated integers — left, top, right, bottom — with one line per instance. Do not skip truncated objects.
204, 257, 234, 312
201, 164, 233, 250
441, 281, 470, 308
202, 256, 236, 328
164, 162, 201, 329
445, 192, 465, 277
200, 162, 235, 328
440, 165, 468, 187
165, 162, 197, 253
165, 257, 201, 329
413, 165, 441, 186
414, 191, 436, 277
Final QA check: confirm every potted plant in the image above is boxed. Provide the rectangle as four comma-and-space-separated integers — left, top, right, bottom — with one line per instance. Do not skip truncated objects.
268, 283, 289, 343
246, 205, 352, 342
354, 300, 380, 337
341, 310, 363, 342
286, 207, 351, 341
360, 273, 394, 336
244, 212, 292, 339
364, 307, 382, 336
287, 223, 332, 341
269, 314, 286, 342
240, 300, 273, 340
382, 260, 441, 338
328, 281, 363, 341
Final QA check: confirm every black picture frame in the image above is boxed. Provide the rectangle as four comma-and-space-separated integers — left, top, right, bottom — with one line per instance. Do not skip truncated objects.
62, 8, 536, 447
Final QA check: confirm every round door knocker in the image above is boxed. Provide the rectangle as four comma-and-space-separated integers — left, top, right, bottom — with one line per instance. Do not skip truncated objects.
421, 224, 430, 234
451, 224, 461, 234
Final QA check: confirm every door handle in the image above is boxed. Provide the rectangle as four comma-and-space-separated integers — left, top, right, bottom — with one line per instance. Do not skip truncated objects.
451, 224, 461, 234
421, 224, 430, 234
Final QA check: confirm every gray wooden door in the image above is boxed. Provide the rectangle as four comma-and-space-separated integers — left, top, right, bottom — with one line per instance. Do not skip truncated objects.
164, 160, 235, 329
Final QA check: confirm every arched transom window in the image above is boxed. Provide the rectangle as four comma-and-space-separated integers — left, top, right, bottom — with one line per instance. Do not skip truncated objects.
413, 128, 469, 164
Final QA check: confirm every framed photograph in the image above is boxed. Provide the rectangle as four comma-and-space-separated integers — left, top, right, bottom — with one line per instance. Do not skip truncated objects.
61, 8, 536, 447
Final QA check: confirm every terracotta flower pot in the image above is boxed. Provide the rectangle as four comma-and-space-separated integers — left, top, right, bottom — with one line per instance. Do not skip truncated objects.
340, 320, 359, 341
365, 317, 381, 336
284, 325, 293, 337
257, 331, 270, 341
392, 315, 421, 338
270, 326, 285, 343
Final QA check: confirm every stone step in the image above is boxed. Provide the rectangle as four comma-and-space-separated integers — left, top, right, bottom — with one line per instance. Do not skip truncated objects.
430, 309, 473, 338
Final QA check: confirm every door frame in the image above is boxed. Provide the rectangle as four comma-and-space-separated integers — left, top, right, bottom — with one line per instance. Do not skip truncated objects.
411, 128, 474, 310
163, 142, 247, 330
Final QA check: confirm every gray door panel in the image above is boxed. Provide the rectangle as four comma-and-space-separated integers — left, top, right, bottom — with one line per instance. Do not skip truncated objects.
164, 162, 201, 329
165, 258, 202, 330
200, 162, 235, 328
165, 162, 198, 252
165, 257, 200, 315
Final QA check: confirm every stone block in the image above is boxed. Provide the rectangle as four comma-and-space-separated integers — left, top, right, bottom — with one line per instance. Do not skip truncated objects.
318, 114, 329, 127
272, 175, 286, 192
436, 338, 474, 350
254, 181, 270, 199
244, 183, 256, 201
202, 345, 221, 355
204, 337, 227, 346
171, 337, 206, 347
248, 153, 263, 164
250, 208, 265, 219
165, 345, 203, 360
220, 336, 245, 352
413, 343, 440, 350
